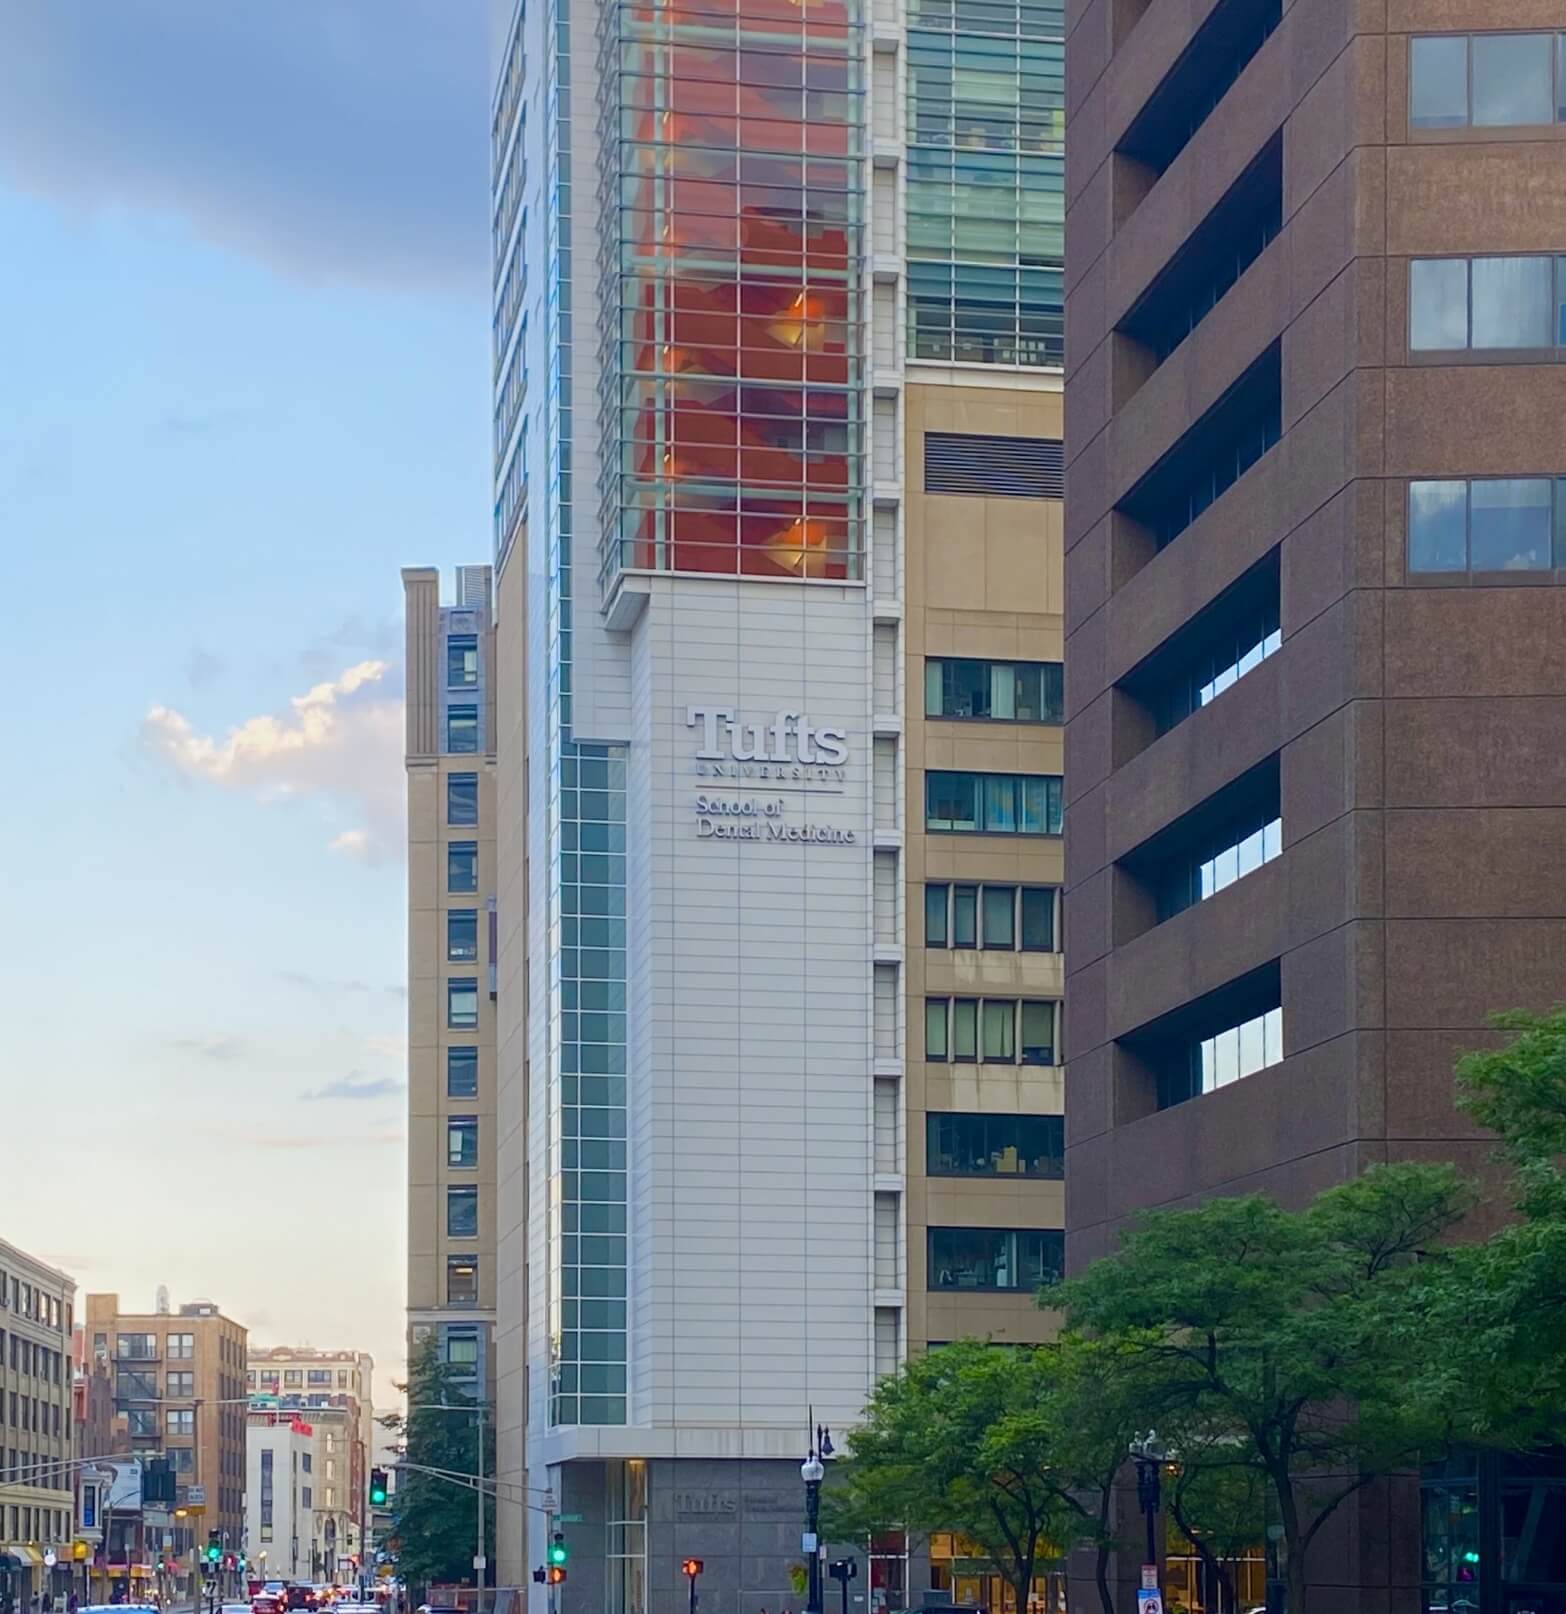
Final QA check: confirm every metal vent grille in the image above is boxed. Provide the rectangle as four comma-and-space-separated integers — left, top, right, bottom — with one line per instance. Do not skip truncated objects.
924, 432, 1064, 499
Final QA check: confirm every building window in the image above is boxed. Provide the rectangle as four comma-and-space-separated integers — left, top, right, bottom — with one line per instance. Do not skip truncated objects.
1020, 886, 1055, 951
445, 1330, 480, 1378
1411, 33, 1560, 130
925, 770, 1063, 834
448, 1117, 479, 1169
447, 1257, 479, 1306
447, 909, 480, 962
924, 658, 1064, 722
116, 1334, 156, 1360
1410, 255, 1562, 352
166, 1409, 193, 1436
1409, 477, 1563, 576
447, 634, 479, 688
905, 1, 1065, 370
448, 772, 479, 826
929, 1116, 1059, 1181
306, 1370, 331, 1385
925, 998, 949, 1061
981, 885, 1015, 948
447, 1046, 480, 1098
165, 1372, 193, 1397
448, 978, 480, 1029
448, 704, 479, 754
167, 1332, 193, 1360
448, 841, 479, 892
1158, 998, 1283, 1110
283, 1370, 301, 1387
447, 1186, 480, 1238
925, 884, 1058, 951
927, 1228, 1063, 1291
925, 883, 948, 947
925, 999, 1056, 1065
1155, 802, 1283, 923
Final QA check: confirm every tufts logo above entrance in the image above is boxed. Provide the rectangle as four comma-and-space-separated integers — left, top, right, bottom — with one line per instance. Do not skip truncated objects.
686, 705, 848, 787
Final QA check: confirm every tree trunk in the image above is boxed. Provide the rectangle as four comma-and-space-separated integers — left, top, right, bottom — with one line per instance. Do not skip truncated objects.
1093, 1541, 1114, 1614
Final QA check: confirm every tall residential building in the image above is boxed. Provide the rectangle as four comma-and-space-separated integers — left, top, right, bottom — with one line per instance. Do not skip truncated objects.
1063, 1, 1566, 1606
83, 1295, 248, 1558
404, 565, 499, 1399
0, 1242, 77, 1612
246, 1347, 374, 1563
489, 0, 1066, 1600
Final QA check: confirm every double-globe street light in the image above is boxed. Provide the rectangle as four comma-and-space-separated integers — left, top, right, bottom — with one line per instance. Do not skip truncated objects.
800, 1421, 834, 1614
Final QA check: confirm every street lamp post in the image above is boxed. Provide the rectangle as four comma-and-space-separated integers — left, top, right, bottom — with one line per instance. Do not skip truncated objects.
1129, 1433, 1165, 1589
801, 1420, 834, 1614
801, 1450, 824, 1614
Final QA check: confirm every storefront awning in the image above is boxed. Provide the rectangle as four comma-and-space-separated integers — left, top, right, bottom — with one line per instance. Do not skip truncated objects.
5, 1547, 44, 1568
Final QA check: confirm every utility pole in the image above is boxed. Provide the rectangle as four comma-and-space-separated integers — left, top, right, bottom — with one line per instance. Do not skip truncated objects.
475, 1403, 486, 1614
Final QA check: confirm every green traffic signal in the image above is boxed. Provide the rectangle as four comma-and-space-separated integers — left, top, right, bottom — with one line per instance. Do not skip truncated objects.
548, 1533, 568, 1567
369, 1469, 389, 1507
206, 1545, 221, 1563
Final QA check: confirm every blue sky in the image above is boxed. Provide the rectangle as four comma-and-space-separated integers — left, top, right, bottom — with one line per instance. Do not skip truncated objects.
0, 1, 491, 1409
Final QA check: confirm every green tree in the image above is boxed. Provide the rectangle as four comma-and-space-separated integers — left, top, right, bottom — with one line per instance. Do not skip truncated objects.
824, 1338, 1134, 1614
378, 1335, 495, 1596
1057, 1163, 1472, 1614
1439, 1008, 1566, 1441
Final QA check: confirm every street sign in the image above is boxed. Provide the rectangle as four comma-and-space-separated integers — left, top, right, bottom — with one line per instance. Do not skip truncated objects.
473, 1556, 488, 1571
1137, 1591, 1163, 1614
187, 1486, 206, 1505
1142, 1566, 1158, 1590
540, 1490, 557, 1512
802, 1533, 818, 1552
555, 1514, 583, 1524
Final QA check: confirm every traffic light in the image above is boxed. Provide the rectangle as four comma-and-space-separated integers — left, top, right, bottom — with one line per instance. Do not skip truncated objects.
547, 1568, 567, 1586
828, 1559, 858, 1582
369, 1469, 389, 1507
206, 1532, 222, 1564
681, 1560, 703, 1578
548, 1532, 568, 1567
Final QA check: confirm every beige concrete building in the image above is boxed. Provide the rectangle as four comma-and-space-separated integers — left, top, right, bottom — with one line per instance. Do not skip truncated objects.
902, 382, 1066, 1359
403, 566, 498, 1401
246, 1347, 373, 1564
83, 1295, 247, 1556
0, 1241, 77, 1610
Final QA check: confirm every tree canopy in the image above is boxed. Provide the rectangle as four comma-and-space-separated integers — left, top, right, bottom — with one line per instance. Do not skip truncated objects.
825, 1336, 1139, 1614
1055, 1162, 1474, 1614
379, 1334, 495, 1596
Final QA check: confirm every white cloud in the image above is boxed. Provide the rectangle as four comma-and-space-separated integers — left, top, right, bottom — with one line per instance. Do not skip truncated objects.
140, 660, 403, 858
304, 1072, 406, 1102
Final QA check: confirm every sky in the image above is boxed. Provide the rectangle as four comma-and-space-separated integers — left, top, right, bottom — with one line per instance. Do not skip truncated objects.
0, 0, 494, 1419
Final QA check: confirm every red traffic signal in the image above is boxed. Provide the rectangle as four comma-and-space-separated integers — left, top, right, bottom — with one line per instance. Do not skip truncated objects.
681, 1560, 703, 1578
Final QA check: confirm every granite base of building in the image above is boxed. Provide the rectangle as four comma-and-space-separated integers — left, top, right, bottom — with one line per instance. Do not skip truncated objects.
538, 1455, 879, 1614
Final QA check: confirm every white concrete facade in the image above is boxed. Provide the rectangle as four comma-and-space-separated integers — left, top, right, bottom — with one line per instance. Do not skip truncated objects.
244, 1421, 316, 1583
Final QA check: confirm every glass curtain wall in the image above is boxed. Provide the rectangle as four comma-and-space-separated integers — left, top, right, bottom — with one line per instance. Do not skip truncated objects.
906, 0, 1064, 366
600, 0, 866, 583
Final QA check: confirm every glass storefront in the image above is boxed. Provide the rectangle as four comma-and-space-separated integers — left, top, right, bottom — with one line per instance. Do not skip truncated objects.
1162, 1526, 1266, 1614
927, 1532, 1066, 1614
1422, 1450, 1566, 1614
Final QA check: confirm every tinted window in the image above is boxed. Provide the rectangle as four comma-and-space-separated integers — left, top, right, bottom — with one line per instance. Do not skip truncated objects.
446, 1047, 478, 1097
1408, 481, 1469, 573
1472, 33, 1552, 125
1409, 258, 1467, 350
1410, 35, 1468, 128
1470, 478, 1552, 571
448, 773, 479, 826
1471, 256, 1553, 347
